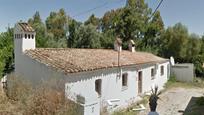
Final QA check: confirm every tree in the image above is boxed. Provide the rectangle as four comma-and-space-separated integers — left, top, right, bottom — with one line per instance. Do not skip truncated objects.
46, 9, 68, 39
67, 19, 82, 48
160, 23, 189, 62
142, 11, 164, 54
75, 24, 101, 48
100, 29, 115, 49
186, 34, 201, 61
28, 11, 47, 47
200, 35, 204, 54
113, 0, 151, 41
84, 14, 100, 28
0, 28, 14, 77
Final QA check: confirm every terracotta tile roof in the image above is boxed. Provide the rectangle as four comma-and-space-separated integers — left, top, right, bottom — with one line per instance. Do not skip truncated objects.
25, 48, 168, 74
18, 23, 35, 32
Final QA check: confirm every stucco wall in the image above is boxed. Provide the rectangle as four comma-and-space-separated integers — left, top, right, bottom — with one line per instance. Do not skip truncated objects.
171, 63, 194, 82
65, 61, 169, 115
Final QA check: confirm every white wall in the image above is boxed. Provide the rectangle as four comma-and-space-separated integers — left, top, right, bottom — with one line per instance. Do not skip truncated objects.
65, 61, 169, 115
171, 63, 194, 82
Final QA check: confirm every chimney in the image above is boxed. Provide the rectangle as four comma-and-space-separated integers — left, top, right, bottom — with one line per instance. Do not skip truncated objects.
114, 37, 122, 52
128, 40, 135, 52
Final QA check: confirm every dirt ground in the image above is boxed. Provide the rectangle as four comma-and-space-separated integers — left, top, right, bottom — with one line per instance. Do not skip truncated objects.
139, 87, 204, 115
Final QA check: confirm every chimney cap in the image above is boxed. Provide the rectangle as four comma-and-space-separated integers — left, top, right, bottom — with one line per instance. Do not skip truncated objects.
129, 40, 135, 45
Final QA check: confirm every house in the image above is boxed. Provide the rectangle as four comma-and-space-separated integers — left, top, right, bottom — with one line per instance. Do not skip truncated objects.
14, 23, 170, 115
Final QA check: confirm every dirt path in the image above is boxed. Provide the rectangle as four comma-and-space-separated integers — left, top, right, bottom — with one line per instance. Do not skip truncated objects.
139, 87, 204, 115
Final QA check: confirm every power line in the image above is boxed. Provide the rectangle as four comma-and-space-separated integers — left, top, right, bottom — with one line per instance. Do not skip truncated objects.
72, 0, 124, 18
150, 0, 164, 19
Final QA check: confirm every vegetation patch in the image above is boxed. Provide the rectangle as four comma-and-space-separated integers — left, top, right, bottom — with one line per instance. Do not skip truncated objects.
0, 74, 81, 115
165, 75, 204, 89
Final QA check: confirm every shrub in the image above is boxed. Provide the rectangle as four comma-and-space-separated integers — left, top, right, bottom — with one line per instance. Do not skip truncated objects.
196, 96, 204, 106
6, 74, 32, 101
3, 74, 81, 115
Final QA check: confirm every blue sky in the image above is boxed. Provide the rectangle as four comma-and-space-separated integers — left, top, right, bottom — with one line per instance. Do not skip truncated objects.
0, 0, 204, 35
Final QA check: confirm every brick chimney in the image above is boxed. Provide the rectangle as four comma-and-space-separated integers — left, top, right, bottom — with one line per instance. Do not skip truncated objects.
114, 37, 122, 52
128, 40, 135, 52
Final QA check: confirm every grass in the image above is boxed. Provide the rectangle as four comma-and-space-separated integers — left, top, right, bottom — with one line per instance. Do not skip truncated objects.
164, 75, 204, 89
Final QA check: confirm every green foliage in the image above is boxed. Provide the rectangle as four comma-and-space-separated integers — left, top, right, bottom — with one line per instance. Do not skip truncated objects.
168, 75, 177, 82
84, 14, 100, 27
28, 11, 47, 47
75, 24, 102, 48
46, 8, 68, 39
0, 29, 14, 77
196, 96, 204, 106
67, 19, 81, 48
192, 55, 204, 76
114, 0, 151, 41
160, 23, 189, 60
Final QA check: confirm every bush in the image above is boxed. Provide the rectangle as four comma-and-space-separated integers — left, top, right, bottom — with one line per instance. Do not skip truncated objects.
3, 74, 81, 115
168, 75, 177, 82
6, 74, 31, 101
196, 96, 204, 106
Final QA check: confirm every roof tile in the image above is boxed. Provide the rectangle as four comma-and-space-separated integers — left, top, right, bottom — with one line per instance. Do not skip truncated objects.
25, 48, 168, 74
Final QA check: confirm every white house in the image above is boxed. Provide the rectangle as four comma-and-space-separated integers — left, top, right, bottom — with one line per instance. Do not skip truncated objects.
14, 23, 170, 115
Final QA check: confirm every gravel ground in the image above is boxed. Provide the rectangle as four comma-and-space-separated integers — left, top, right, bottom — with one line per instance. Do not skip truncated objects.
139, 87, 204, 115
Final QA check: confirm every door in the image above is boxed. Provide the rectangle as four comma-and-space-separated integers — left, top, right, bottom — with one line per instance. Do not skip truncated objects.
138, 71, 142, 94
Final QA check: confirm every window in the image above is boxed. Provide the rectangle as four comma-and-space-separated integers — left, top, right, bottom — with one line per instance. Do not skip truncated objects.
160, 65, 164, 76
25, 34, 27, 39
32, 34, 34, 39
151, 68, 155, 79
28, 34, 30, 39
20, 34, 22, 38
122, 73, 128, 87
95, 79, 102, 96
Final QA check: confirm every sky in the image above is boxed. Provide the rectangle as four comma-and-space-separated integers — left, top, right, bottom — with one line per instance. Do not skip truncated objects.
0, 0, 204, 35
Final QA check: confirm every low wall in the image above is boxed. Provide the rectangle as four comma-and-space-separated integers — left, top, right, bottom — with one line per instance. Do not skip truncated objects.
171, 63, 194, 82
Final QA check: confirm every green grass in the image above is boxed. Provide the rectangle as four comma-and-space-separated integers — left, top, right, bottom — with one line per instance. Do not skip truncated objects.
164, 76, 204, 89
